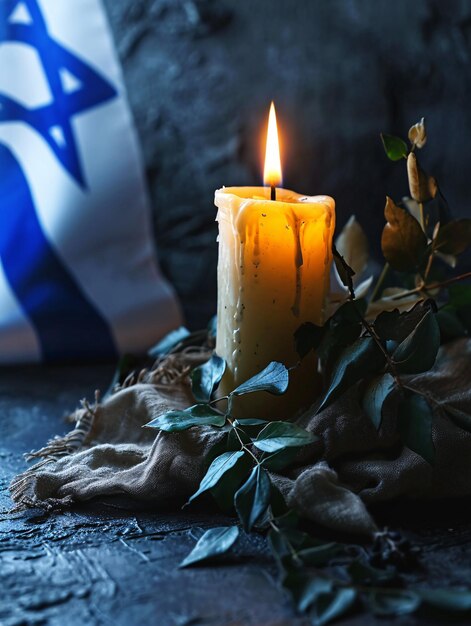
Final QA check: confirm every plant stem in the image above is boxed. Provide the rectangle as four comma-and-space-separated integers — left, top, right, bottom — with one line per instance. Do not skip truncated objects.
390, 270, 471, 301
369, 263, 390, 303
228, 418, 260, 465
403, 384, 441, 408
209, 395, 229, 407
357, 312, 403, 387
419, 202, 425, 231
351, 299, 402, 385
269, 519, 303, 565
422, 250, 435, 283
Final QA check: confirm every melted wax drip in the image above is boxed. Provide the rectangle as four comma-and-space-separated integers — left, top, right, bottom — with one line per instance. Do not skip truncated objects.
290, 212, 304, 317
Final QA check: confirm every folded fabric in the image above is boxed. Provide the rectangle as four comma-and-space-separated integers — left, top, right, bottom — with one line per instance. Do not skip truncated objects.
10, 339, 471, 537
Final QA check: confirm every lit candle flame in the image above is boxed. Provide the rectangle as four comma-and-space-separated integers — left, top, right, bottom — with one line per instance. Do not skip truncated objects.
263, 101, 282, 189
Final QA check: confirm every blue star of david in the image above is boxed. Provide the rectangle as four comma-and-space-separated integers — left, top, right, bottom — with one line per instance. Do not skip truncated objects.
0, 0, 117, 188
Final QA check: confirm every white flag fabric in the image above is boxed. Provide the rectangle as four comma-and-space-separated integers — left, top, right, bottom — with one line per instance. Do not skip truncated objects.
0, 0, 182, 362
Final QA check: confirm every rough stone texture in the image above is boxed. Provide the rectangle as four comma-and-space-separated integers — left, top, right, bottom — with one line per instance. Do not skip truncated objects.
2, 365, 471, 625
0, 366, 300, 626
103, 0, 471, 327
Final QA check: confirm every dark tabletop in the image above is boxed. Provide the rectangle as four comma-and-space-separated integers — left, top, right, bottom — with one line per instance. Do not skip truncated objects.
1, 365, 470, 626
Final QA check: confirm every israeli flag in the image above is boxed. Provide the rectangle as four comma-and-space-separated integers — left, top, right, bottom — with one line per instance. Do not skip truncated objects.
0, 0, 182, 362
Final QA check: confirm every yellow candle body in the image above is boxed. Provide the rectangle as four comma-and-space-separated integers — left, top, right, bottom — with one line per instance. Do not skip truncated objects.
215, 186, 335, 419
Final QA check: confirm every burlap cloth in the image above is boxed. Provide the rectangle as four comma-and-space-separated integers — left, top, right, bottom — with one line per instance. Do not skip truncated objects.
10, 339, 471, 537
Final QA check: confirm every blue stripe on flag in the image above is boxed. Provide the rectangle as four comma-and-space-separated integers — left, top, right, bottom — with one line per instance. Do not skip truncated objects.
0, 144, 117, 362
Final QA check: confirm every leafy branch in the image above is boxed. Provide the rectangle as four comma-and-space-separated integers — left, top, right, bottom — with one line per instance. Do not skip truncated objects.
314, 117, 471, 464
146, 350, 471, 624
141, 116, 471, 625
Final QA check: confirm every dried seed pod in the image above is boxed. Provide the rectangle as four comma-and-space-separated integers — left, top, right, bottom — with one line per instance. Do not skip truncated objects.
407, 153, 437, 203
408, 117, 427, 149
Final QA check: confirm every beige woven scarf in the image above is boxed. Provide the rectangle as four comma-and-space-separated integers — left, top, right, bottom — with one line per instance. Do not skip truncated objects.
10, 339, 471, 537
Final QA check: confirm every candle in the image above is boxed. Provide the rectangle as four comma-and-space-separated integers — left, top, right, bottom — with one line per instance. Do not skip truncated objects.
215, 103, 335, 419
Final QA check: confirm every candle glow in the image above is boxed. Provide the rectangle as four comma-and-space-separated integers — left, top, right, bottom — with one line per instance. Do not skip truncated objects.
263, 101, 282, 188
214, 104, 336, 418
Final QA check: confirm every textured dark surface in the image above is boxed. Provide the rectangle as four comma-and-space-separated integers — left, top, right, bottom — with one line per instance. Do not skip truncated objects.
103, 0, 471, 328
1, 366, 471, 625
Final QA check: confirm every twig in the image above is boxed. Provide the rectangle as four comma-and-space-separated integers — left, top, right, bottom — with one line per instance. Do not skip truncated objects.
269, 519, 303, 566
347, 275, 404, 386
391, 271, 471, 300
403, 384, 442, 408
358, 312, 403, 387
369, 263, 390, 303
208, 395, 229, 407
422, 249, 435, 283
419, 202, 425, 231
228, 418, 260, 465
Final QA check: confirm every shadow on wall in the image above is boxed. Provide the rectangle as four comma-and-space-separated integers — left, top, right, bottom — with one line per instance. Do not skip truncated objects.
105, 0, 471, 328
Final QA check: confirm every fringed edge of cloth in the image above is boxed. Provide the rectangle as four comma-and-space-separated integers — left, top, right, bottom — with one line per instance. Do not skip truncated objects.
8, 396, 100, 512
9, 347, 211, 512
27, 393, 100, 462
9, 464, 75, 513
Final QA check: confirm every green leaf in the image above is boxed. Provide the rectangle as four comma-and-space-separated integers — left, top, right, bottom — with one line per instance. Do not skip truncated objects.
282, 570, 332, 613
362, 373, 396, 429
190, 353, 226, 403
179, 526, 239, 568
234, 465, 271, 532
227, 427, 251, 452
261, 446, 299, 471
381, 133, 408, 161
381, 196, 428, 272
367, 590, 420, 616
231, 361, 289, 396
253, 422, 318, 453
398, 390, 435, 465
146, 404, 226, 432
317, 300, 365, 376
188, 451, 248, 503
418, 588, 471, 612
449, 284, 471, 308
437, 307, 467, 341
210, 450, 253, 513
374, 300, 434, 343
332, 244, 356, 297
294, 322, 324, 360
318, 337, 386, 412
311, 588, 357, 626
435, 219, 471, 255
339, 296, 367, 318
148, 326, 190, 358
205, 430, 231, 464
392, 309, 440, 374
268, 485, 291, 520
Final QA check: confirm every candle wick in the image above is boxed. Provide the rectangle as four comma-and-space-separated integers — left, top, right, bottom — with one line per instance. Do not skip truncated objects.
270, 185, 276, 201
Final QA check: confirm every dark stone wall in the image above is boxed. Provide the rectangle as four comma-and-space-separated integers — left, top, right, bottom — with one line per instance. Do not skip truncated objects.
104, 0, 471, 328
